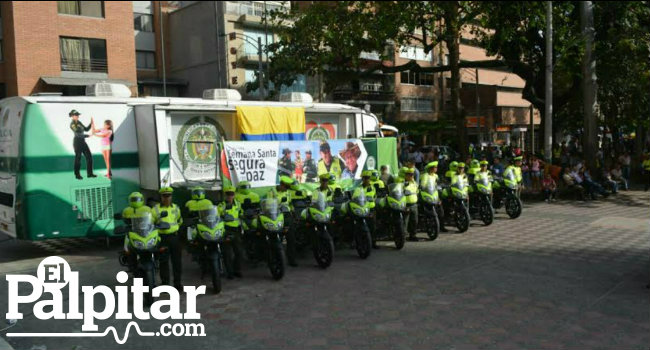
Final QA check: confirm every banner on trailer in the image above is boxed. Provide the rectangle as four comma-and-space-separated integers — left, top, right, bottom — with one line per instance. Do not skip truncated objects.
223, 141, 279, 187
223, 139, 368, 188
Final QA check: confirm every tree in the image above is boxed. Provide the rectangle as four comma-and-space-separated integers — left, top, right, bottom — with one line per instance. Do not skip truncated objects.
267, 1, 495, 159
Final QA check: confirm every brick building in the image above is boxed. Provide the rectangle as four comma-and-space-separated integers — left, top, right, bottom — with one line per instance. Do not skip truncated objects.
0, 1, 137, 97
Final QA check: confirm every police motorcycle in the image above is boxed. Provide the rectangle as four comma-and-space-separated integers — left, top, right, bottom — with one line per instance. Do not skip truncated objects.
301, 192, 335, 268
116, 211, 169, 306
492, 170, 523, 219
442, 177, 471, 233
418, 179, 441, 241
186, 205, 225, 293
329, 187, 349, 248
252, 198, 287, 280
378, 183, 408, 250
333, 187, 372, 259
468, 172, 495, 226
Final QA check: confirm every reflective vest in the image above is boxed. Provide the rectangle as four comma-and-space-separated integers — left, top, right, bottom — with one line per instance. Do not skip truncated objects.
405, 180, 418, 205
445, 170, 455, 182
505, 165, 523, 183
371, 179, 385, 189
643, 159, 650, 171
312, 187, 333, 202
362, 183, 376, 209
153, 203, 183, 234
218, 200, 242, 228
267, 187, 292, 211
421, 173, 438, 188
185, 199, 213, 213
235, 191, 260, 206
122, 205, 152, 220
317, 158, 343, 179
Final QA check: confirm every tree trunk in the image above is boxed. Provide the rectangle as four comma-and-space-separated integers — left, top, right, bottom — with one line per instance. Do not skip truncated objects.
446, 5, 467, 160
580, 1, 598, 172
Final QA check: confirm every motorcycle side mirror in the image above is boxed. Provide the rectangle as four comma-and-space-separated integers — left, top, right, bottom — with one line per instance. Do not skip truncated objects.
281, 197, 288, 203
157, 222, 171, 230
160, 211, 169, 218
113, 213, 123, 220
223, 214, 235, 222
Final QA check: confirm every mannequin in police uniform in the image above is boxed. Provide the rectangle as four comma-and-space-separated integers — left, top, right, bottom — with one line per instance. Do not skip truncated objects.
218, 186, 244, 278
361, 171, 378, 248
403, 168, 419, 241
121, 192, 152, 271
153, 187, 183, 290
267, 176, 298, 267
69, 110, 97, 180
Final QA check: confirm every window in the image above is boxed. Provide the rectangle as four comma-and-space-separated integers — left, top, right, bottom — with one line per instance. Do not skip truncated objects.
400, 71, 434, 86
136, 51, 156, 69
134, 13, 153, 32
399, 45, 432, 62
60, 37, 107, 73
443, 54, 450, 66
57, 1, 104, 18
242, 28, 274, 56
401, 97, 434, 112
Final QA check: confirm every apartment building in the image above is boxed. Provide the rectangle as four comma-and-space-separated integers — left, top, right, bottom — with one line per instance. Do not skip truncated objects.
0, 1, 137, 97
168, 1, 305, 98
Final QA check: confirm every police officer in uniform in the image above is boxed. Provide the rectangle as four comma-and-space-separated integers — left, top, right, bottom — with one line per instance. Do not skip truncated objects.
69, 110, 96, 180
403, 167, 419, 241
218, 186, 244, 278
185, 186, 213, 215
303, 150, 318, 183
317, 141, 343, 180
121, 192, 152, 271
153, 187, 183, 290
278, 148, 294, 178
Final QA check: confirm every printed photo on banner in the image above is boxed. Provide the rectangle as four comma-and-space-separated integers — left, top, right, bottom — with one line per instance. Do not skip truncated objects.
314, 139, 367, 181
277, 142, 318, 183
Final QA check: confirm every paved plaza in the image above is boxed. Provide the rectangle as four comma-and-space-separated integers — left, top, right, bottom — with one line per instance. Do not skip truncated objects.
1, 190, 648, 349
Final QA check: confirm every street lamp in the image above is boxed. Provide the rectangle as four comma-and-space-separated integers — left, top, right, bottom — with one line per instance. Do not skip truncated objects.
225, 32, 266, 101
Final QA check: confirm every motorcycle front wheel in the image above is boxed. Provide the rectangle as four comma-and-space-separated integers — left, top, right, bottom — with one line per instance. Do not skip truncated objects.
209, 249, 222, 294
354, 220, 372, 259
480, 197, 495, 226
313, 226, 334, 268
393, 213, 405, 250
268, 237, 286, 280
505, 195, 523, 219
454, 202, 470, 233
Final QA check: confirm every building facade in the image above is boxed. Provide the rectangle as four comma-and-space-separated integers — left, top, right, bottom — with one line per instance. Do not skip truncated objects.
0, 1, 137, 97
168, 1, 305, 98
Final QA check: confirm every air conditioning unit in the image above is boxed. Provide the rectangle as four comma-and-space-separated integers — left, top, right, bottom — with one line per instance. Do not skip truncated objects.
85, 83, 132, 98
279, 92, 313, 103
202, 89, 242, 101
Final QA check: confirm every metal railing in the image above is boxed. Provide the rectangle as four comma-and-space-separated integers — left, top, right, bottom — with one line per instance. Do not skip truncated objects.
332, 89, 395, 102
61, 58, 108, 73
225, 1, 288, 17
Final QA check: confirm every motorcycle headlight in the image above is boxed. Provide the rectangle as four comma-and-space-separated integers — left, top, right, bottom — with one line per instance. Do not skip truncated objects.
133, 240, 145, 250
146, 237, 157, 249
201, 230, 218, 242
264, 222, 276, 231
353, 208, 365, 216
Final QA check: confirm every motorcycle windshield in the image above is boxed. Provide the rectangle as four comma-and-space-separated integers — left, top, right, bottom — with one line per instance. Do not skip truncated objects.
477, 174, 490, 186
131, 213, 153, 238
261, 199, 279, 221
352, 188, 366, 207
388, 183, 404, 200
312, 192, 328, 212
423, 180, 436, 194
198, 206, 220, 229
505, 171, 517, 187
454, 178, 467, 191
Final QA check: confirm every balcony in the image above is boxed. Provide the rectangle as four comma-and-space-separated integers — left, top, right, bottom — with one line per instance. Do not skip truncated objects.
61, 58, 108, 73
332, 89, 396, 104
225, 1, 288, 20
